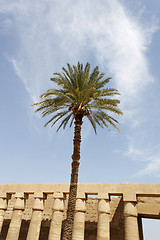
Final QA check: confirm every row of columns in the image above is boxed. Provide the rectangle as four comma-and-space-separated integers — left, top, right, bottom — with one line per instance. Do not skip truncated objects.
0, 192, 140, 240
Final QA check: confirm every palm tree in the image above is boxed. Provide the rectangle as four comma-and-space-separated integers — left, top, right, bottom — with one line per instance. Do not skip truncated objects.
32, 62, 123, 240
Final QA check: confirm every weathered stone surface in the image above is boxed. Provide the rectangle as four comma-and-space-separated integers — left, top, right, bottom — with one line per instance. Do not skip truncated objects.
72, 198, 86, 240
0, 183, 159, 240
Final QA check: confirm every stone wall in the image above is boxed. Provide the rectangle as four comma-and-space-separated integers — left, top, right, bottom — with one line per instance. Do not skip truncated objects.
0, 183, 160, 240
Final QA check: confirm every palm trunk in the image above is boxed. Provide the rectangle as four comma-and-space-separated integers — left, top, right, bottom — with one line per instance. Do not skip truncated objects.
62, 115, 82, 240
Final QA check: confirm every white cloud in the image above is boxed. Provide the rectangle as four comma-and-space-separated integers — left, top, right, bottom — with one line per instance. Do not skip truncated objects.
0, 18, 12, 34
125, 144, 144, 158
0, 0, 159, 135
125, 143, 160, 177
138, 156, 160, 176
1, 0, 160, 182
1, 0, 158, 101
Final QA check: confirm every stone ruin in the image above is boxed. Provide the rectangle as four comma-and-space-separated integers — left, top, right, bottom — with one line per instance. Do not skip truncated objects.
0, 183, 160, 239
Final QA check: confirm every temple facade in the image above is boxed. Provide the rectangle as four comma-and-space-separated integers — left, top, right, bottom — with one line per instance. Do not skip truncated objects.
0, 183, 160, 240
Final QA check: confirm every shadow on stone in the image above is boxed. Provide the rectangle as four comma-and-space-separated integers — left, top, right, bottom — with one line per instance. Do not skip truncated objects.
0, 219, 10, 240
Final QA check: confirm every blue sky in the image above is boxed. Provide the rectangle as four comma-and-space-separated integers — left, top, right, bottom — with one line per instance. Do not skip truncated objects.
0, 0, 160, 237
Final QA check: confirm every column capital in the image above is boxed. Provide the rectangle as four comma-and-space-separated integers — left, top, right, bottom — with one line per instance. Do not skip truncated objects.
98, 199, 110, 214
14, 199, 24, 210
14, 192, 25, 210
0, 192, 7, 210
0, 193, 7, 199
15, 192, 24, 199
75, 198, 86, 213
0, 199, 7, 210
124, 201, 138, 217
33, 193, 44, 211
53, 198, 64, 212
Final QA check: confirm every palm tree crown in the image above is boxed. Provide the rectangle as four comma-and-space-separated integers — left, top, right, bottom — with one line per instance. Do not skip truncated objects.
33, 62, 122, 132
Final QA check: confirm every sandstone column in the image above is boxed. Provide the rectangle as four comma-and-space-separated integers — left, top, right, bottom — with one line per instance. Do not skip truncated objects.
0, 193, 7, 233
124, 201, 139, 240
97, 193, 110, 240
26, 192, 44, 240
6, 192, 24, 240
48, 192, 64, 240
72, 193, 86, 240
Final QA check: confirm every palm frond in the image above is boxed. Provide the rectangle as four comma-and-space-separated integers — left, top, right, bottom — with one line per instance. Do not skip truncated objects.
44, 110, 69, 127
86, 114, 97, 134
103, 115, 120, 132
32, 62, 122, 133
90, 101, 122, 116
56, 113, 73, 132
84, 62, 90, 74
88, 66, 99, 84
42, 105, 67, 117
96, 77, 111, 88
101, 88, 120, 96
94, 112, 110, 131
69, 116, 74, 127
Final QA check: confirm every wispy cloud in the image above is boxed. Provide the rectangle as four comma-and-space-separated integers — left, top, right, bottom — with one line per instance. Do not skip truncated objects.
1, 0, 160, 179
1, 0, 159, 138
125, 143, 160, 177
138, 155, 160, 177
1, 0, 158, 104
125, 144, 145, 159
